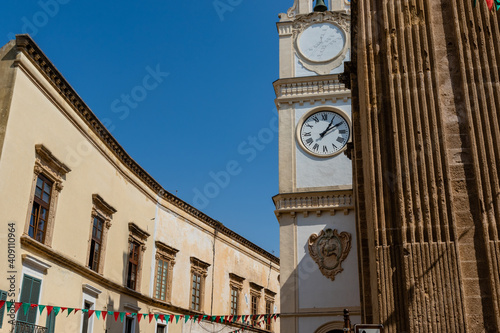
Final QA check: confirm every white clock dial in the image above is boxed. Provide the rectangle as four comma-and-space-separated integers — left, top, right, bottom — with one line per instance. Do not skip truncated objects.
298, 110, 350, 157
298, 23, 345, 62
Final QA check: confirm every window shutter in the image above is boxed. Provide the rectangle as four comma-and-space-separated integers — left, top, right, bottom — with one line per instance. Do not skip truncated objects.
0, 290, 7, 328
17, 275, 42, 325
46, 312, 56, 333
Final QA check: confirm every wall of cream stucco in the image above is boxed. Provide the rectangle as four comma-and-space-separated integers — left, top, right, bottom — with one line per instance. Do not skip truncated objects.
0, 44, 279, 333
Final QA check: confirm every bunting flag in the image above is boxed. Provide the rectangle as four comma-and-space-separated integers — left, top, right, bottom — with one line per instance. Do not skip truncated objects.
0, 300, 280, 331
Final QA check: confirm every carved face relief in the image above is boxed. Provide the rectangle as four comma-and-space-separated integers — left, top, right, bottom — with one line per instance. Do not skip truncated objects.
308, 229, 351, 281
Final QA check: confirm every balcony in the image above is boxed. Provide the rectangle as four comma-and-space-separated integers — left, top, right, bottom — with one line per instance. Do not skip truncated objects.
11, 321, 48, 333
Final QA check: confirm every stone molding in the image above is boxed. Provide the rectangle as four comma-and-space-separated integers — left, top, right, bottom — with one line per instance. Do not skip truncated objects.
22, 254, 51, 274
273, 190, 354, 217
229, 273, 245, 289
308, 229, 352, 281
82, 284, 102, 298
24, 144, 70, 247
15, 35, 278, 266
273, 74, 349, 108
155, 241, 178, 261
190, 257, 210, 276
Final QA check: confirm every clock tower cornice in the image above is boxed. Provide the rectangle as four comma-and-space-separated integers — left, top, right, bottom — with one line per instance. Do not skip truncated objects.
273, 189, 354, 219
273, 74, 350, 108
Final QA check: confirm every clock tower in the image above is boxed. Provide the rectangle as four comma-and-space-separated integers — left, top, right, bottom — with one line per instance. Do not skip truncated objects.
273, 1, 359, 332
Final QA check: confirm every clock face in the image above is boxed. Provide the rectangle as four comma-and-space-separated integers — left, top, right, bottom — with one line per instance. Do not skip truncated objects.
298, 110, 350, 157
298, 23, 345, 63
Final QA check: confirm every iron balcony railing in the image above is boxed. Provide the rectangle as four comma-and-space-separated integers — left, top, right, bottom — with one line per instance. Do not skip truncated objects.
11, 321, 48, 333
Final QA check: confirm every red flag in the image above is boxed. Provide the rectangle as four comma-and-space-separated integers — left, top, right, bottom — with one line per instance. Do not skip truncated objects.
169, 315, 174, 323
114, 312, 120, 322
486, 0, 494, 9
0, 301, 5, 311
14, 302, 22, 313
149, 314, 154, 323
198, 315, 203, 323
74, 308, 81, 314
30, 304, 38, 309
137, 314, 142, 323
60, 307, 67, 313
159, 314, 165, 322
88, 310, 95, 318
46, 306, 53, 315
102, 311, 107, 321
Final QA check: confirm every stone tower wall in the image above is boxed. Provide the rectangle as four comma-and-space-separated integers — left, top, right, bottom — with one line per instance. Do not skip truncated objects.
351, 0, 500, 331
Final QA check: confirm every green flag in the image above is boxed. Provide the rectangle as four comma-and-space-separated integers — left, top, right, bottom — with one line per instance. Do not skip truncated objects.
38, 305, 46, 315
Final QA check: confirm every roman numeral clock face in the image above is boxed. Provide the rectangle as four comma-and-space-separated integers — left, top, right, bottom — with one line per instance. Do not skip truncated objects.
297, 110, 351, 157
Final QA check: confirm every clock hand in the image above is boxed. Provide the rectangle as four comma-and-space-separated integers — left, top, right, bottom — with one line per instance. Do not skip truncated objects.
321, 122, 344, 137
319, 118, 336, 138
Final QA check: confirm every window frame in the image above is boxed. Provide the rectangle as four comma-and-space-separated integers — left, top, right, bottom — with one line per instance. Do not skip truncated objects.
249, 282, 263, 327
126, 223, 150, 292
0, 290, 7, 328
189, 257, 210, 313
24, 145, 70, 247
264, 288, 276, 331
86, 194, 116, 273
153, 241, 178, 303
229, 273, 244, 316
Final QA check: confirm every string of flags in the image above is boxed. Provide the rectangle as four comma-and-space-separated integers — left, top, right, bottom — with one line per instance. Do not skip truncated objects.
0, 300, 279, 332
475, 0, 500, 11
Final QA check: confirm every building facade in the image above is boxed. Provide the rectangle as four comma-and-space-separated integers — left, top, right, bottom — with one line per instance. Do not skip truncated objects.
273, 1, 359, 332
0, 35, 280, 333
351, 0, 500, 331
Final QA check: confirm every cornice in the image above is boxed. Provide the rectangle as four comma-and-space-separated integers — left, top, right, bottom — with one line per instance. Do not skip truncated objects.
273, 74, 350, 108
92, 194, 117, 216
273, 190, 354, 217
14, 35, 279, 266
35, 144, 71, 175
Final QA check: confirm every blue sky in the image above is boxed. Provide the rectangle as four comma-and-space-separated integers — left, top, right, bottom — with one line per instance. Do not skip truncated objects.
1, 0, 292, 255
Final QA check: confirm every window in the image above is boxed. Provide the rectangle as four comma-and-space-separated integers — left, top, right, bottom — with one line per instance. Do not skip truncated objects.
189, 257, 210, 312
265, 300, 273, 330
29, 174, 52, 243
127, 240, 140, 290
81, 302, 92, 333
229, 273, 244, 316
249, 282, 263, 327
191, 272, 202, 311
0, 290, 7, 328
230, 287, 238, 315
264, 288, 276, 331
87, 194, 115, 273
17, 275, 42, 326
46, 310, 56, 333
88, 217, 104, 271
126, 223, 150, 291
124, 317, 134, 333
25, 144, 70, 246
154, 242, 178, 303
156, 324, 166, 333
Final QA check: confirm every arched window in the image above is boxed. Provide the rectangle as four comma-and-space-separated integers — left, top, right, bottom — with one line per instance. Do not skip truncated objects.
314, 321, 345, 333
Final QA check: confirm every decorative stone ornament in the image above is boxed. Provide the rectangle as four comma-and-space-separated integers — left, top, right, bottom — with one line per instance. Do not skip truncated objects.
308, 228, 352, 281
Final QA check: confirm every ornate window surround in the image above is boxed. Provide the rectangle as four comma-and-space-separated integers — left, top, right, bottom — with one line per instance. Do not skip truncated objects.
229, 273, 245, 315
153, 241, 178, 303
190, 257, 210, 313
85, 194, 116, 274
24, 144, 71, 247
264, 289, 276, 331
127, 223, 150, 292
250, 282, 263, 324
